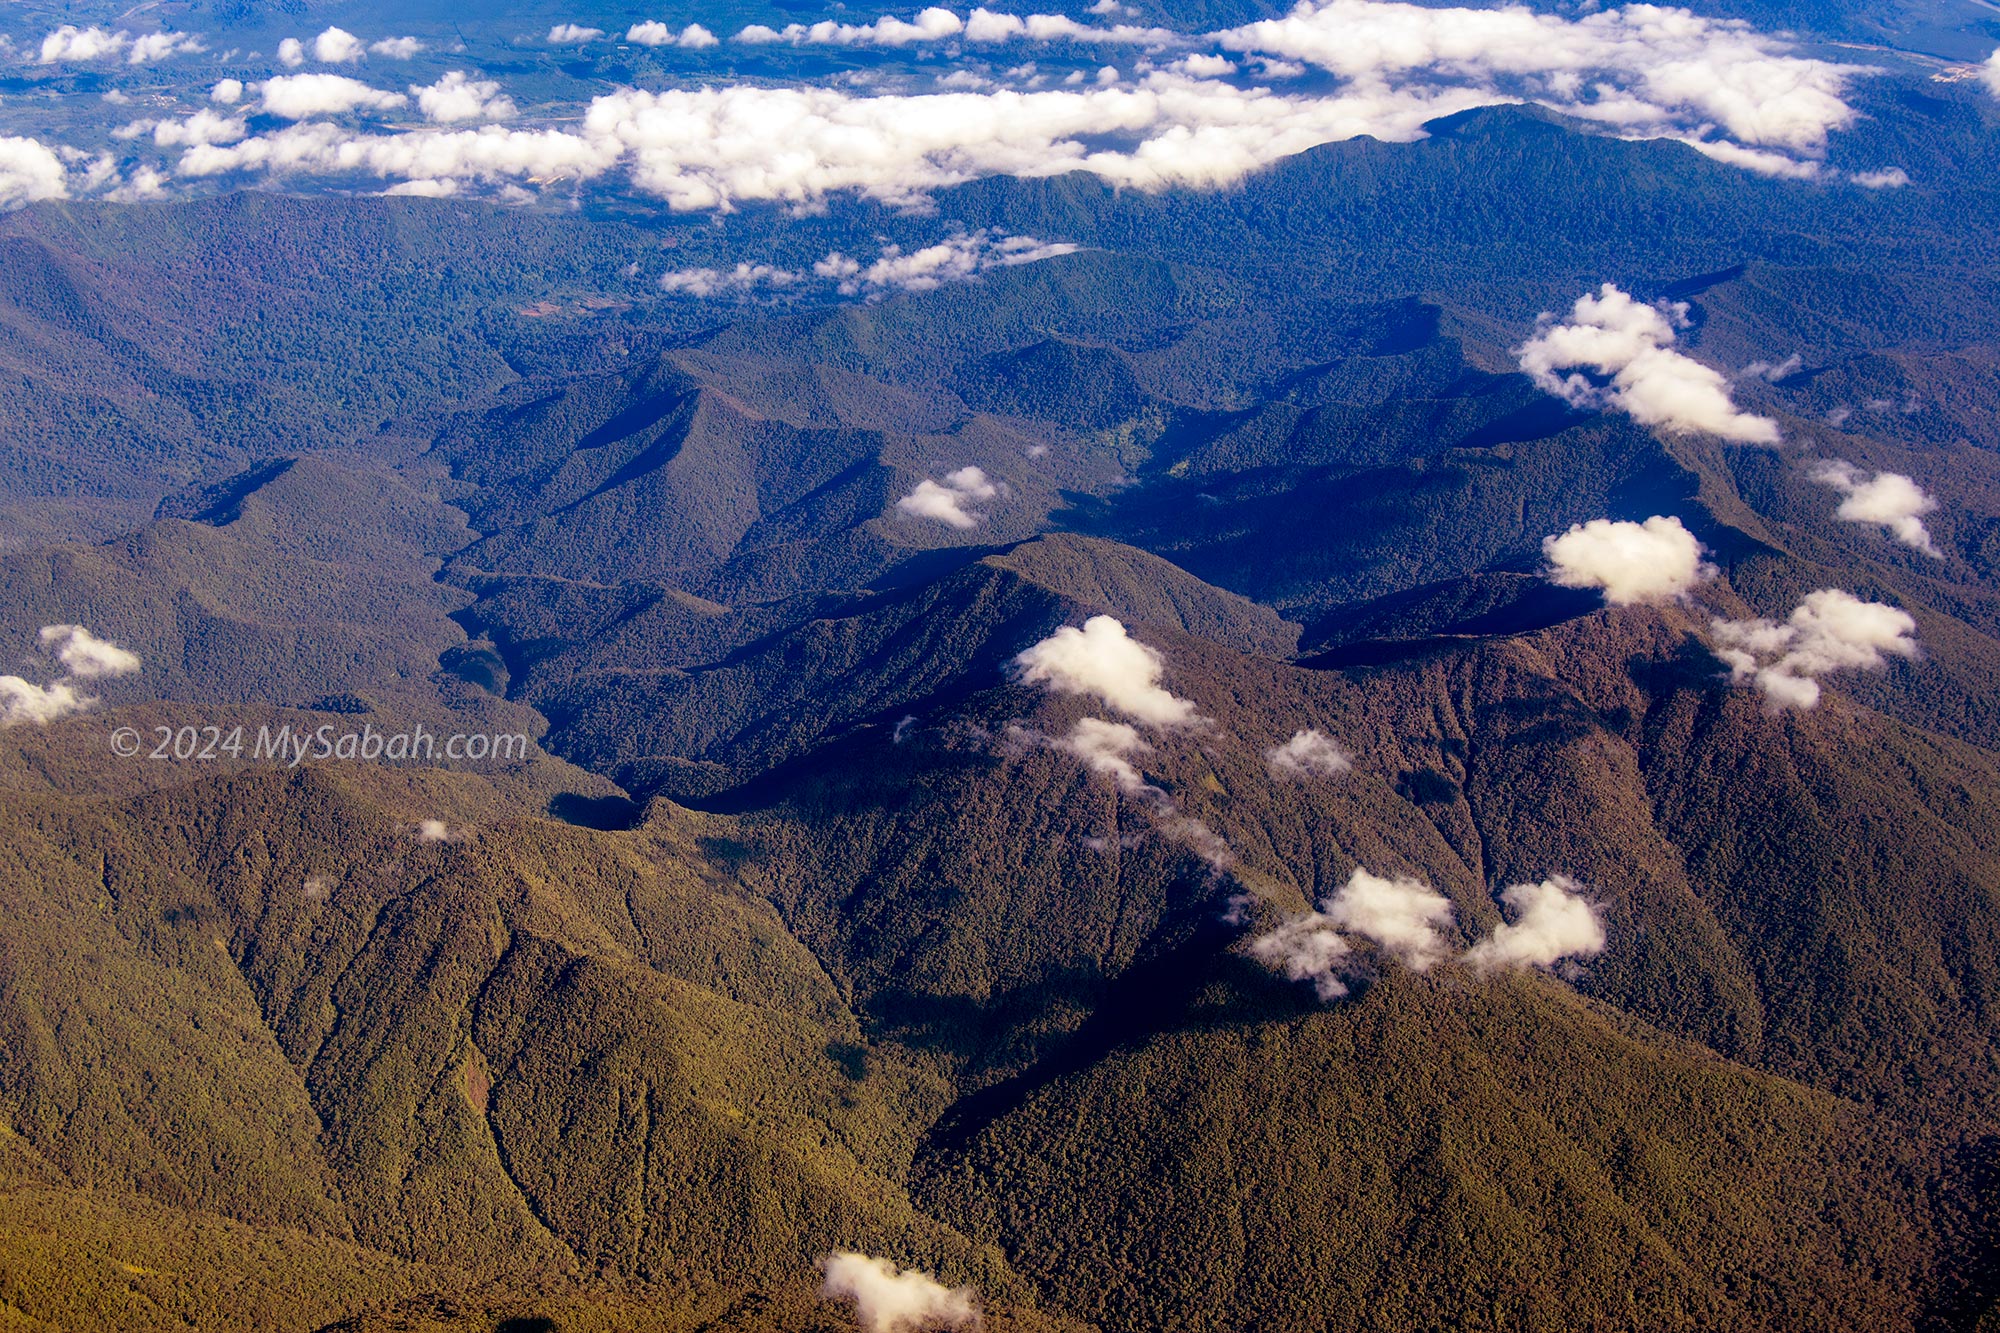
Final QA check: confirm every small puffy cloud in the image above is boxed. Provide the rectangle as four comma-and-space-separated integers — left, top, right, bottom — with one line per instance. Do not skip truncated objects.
1325, 867, 1454, 971
1266, 729, 1351, 778
212, 78, 245, 104
678, 24, 721, 49
415, 819, 452, 843
628, 21, 675, 45
1711, 588, 1919, 710
371, 37, 425, 59
896, 466, 1001, 530
1983, 49, 2000, 96
1171, 53, 1236, 77
314, 27, 365, 63
45, 625, 141, 679
1247, 909, 1354, 1000
549, 24, 606, 43
659, 261, 801, 297
0, 138, 69, 208
1519, 284, 1781, 443
1055, 716, 1150, 792
1850, 167, 1908, 189
1015, 616, 1199, 726
1542, 515, 1714, 606
819, 1252, 979, 1333
278, 37, 306, 67
1739, 353, 1801, 383
413, 72, 517, 123
1464, 875, 1606, 971
259, 74, 410, 119
1809, 461, 1940, 556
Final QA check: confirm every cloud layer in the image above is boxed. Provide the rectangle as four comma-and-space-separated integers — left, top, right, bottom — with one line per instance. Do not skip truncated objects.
1519, 284, 1780, 443
1543, 514, 1714, 606
1710, 588, 1919, 710
67, 2, 1873, 213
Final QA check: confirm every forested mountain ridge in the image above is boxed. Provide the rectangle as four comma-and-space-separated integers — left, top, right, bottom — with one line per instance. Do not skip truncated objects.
2, 60, 2000, 1332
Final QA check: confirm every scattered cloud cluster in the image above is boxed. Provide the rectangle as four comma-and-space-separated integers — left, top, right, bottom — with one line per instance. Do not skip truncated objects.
1266, 728, 1351, 778
659, 232, 1078, 303
818, 231, 1079, 295
38, 26, 204, 65
1808, 461, 1941, 556
819, 1252, 979, 1333
1015, 616, 1200, 726
1462, 876, 1607, 971
659, 261, 802, 297
628, 22, 720, 49
1247, 866, 1604, 998
740, 8, 968, 47
1010, 617, 1232, 871
1711, 588, 1919, 710
0, 625, 141, 727
1518, 284, 1781, 443
897, 466, 1002, 530
1542, 515, 1714, 606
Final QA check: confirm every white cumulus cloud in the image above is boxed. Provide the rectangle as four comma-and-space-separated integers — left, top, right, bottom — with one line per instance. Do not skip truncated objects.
1542, 514, 1714, 606
1808, 461, 1941, 556
1325, 867, 1455, 971
896, 465, 1001, 530
1710, 588, 1919, 710
278, 37, 306, 67
1463, 875, 1606, 971
413, 72, 517, 123
1266, 728, 1351, 778
0, 138, 69, 208
372, 36, 425, 59
1015, 615, 1200, 726
258, 74, 410, 120
1519, 284, 1781, 443
820, 1252, 979, 1333
313, 27, 365, 63
549, 24, 606, 43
